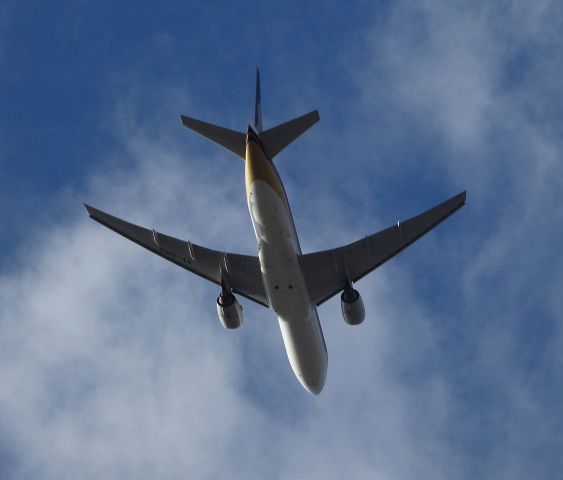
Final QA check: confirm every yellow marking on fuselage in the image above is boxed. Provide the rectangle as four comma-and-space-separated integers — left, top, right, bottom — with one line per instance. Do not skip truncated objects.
245, 140, 286, 201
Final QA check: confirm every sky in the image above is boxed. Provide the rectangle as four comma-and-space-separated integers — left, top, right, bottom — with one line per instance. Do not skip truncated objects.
1, 0, 563, 478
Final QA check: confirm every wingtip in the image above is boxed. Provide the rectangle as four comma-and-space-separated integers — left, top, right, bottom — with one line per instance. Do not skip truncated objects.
83, 203, 93, 215
460, 190, 467, 204
83, 203, 99, 218
452, 190, 467, 205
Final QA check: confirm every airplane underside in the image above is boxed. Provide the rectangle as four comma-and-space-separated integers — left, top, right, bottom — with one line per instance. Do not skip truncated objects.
248, 177, 327, 394
84, 70, 466, 394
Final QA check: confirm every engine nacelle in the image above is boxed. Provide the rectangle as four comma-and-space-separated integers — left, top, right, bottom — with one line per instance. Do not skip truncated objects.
341, 288, 365, 325
216, 292, 243, 329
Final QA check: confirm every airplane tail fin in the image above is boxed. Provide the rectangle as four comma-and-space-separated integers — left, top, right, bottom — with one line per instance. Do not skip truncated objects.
180, 115, 246, 160
180, 70, 320, 160
253, 68, 319, 159
254, 69, 263, 133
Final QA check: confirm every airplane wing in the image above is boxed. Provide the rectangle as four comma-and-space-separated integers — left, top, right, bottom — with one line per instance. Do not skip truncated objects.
299, 191, 466, 306
84, 205, 269, 307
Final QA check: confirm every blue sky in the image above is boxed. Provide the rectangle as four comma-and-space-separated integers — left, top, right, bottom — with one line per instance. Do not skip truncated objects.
1, 1, 563, 478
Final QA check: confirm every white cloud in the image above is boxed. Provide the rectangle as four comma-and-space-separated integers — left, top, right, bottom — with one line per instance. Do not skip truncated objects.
3, 1, 563, 478
355, 1, 563, 477
0, 93, 460, 478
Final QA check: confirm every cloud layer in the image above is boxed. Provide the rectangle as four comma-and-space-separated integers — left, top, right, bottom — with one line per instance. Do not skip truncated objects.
1, 1, 563, 479
0, 127, 456, 479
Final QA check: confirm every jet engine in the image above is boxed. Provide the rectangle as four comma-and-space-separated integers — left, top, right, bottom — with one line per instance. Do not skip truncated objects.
341, 282, 365, 326
216, 290, 243, 329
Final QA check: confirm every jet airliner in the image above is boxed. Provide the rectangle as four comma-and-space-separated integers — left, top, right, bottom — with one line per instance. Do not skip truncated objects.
85, 71, 466, 394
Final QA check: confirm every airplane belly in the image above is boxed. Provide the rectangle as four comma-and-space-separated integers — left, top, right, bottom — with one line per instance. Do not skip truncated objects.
278, 309, 327, 394
248, 179, 328, 394
248, 180, 308, 314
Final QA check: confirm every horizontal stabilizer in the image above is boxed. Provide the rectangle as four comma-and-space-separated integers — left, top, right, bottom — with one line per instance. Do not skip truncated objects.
261, 110, 320, 159
181, 115, 246, 159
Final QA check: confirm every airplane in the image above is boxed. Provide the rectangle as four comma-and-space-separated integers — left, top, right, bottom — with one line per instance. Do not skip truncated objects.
85, 70, 466, 395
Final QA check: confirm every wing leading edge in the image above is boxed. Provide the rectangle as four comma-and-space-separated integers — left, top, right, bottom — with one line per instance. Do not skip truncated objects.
84, 205, 269, 307
300, 191, 466, 306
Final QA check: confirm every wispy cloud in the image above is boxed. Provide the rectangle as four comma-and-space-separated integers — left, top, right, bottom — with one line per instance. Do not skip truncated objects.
0, 88, 460, 478
354, 1, 563, 477
2, 1, 563, 478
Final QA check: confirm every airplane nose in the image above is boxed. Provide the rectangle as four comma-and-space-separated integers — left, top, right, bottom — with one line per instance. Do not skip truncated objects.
300, 373, 326, 395
305, 382, 323, 395
293, 347, 328, 395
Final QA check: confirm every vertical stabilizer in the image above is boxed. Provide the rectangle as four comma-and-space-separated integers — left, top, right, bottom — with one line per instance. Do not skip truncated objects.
255, 69, 263, 133
180, 70, 318, 161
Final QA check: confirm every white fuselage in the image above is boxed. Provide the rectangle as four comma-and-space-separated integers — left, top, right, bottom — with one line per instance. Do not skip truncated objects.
245, 133, 327, 394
